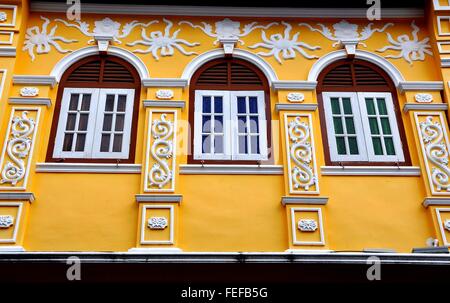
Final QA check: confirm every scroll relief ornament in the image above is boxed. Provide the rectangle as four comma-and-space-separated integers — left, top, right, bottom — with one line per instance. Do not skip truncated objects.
149, 114, 174, 189
420, 116, 450, 192
445, 219, 450, 232
148, 217, 168, 230
127, 18, 200, 60
287, 93, 305, 103
23, 16, 78, 61
415, 93, 433, 103
288, 117, 317, 192
0, 12, 7, 22
20, 87, 39, 97
249, 22, 321, 64
298, 219, 318, 232
376, 21, 432, 65
0, 215, 13, 228
1, 111, 36, 186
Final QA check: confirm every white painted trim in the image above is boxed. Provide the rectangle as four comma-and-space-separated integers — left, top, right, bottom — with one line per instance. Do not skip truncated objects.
136, 195, 182, 204
435, 208, 450, 247
0, 193, 35, 202
0, 202, 23, 244
403, 103, 448, 113
0, 31, 14, 45
30, 2, 424, 18
441, 58, 450, 68
0, 69, 6, 101
434, 0, 450, 10
398, 81, 444, 93
8, 97, 51, 107
290, 207, 325, 246
272, 81, 317, 90
179, 164, 283, 175
275, 104, 317, 112
281, 197, 328, 205
437, 16, 450, 36
182, 49, 278, 84
50, 46, 149, 82
142, 78, 187, 88
143, 100, 185, 109
438, 41, 450, 54
0, 5, 17, 27
0, 46, 15, 57
35, 163, 142, 173
128, 248, 182, 253
320, 166, 421, 176
308, 50, 404, 86
423, 198, 450, 208
12, 75, 57, 87
140, 205, 175, 245
0, 246, 25, 252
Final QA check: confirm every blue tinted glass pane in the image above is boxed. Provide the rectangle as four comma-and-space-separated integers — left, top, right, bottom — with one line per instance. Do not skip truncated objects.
202, 115, 211, 133
238, 135, 248, 154
202, 135, 211, 153
238, 116, 247, 133
249, 97, 258, 113
202, 96, 211, 113
249, 116, 259, 133
214, 97, 223, 113
214, 116, 223, 133
214, 135, 223, 153
250, 135, 259, 154
237, 97, 246, 113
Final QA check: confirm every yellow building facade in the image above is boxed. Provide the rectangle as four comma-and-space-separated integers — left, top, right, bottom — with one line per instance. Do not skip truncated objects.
1, 0, 450, 256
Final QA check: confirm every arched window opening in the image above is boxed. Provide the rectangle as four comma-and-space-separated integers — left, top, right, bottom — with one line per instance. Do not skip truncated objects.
317, 59, 410, 166
189, 58, 271, 164
47, 55, 140, 163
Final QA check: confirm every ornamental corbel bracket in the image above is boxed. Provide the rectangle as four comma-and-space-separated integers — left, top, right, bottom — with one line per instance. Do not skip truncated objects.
218, 36, 239, 55
339, 39, 359, 58
94, 35, 114, 52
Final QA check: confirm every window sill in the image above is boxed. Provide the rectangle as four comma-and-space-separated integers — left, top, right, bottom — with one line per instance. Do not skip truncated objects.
320, 166, 421, 176
179, 164, 283, 175
35, 163, 141, 174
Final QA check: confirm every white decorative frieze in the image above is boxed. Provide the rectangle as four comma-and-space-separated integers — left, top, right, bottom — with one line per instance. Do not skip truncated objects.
249, 22, 320, 64
298, 219, 318, 232
415, 93, 433, 103
445, 219, 450, 232
148, 216, 168, 230
415, 113, 450, 195
144, 110, 177, 192
128, 19, 199, 60
19, 87, 39, 97
287, 93, 305, 103
284, 113, 319, 194
156, 89, 174, 100
0, 108, 40, 190
0, 12, 7, 22
377, 21, 432, 65
0, 215, 13, 228
23, 16, 78, 61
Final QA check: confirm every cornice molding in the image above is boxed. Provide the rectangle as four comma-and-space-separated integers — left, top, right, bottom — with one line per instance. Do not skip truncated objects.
142, 78, 188, 88
320, 166, 421, 176
0, 192, 35, 202
281, 196, 328, 206
143, 100, 185, 109
275, 103, 318, 112
423, 197, 450, 208
8, 97, 52, 107
135, 194, 182, 203
403, 103, 448, 113
0, 47, 16, 57
30, 2, 424, 18
398, 81, 444, 93
179, 164, 283, 175
35, 163, 142, 173
272, 81, 317, 91
12, 75, 57, 87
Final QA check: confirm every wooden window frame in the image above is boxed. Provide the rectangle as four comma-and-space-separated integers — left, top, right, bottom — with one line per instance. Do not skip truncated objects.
188, 57, 272, 165
317, 59, 411, 167
46, 55, 141, 164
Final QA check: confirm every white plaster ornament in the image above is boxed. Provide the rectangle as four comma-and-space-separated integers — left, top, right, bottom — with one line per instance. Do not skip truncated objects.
0, 12, 7, 22
445, 219, 450, 232
149, 114, 174, 188
287, 93, 305, 103
148, 216, 168, 229
414, 93, 433, 103
20, 87, 39, 97
156, 89, 174, 100
0, 215, 13, 228
298, 219, 318, 232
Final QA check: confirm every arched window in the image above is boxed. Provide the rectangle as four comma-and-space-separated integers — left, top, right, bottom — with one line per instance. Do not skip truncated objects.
189, 58, 271, 163
47, 55, 140, 163
317, 59, 410, 165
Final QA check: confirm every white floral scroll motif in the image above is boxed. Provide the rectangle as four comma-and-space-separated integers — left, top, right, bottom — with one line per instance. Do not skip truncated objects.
287, 93, 305, 103
179, 18, 278, 45
0, 12, 6, 22
23, 16, 77, 61
298, 219, 318, 232
128, 19, 199, 61
148, 216, 168, 230
299, 20, 393, 47
156, 89, 174, 100
0, 215, 13, 228
287, 116, 318, 192
376, 21, 432, 65
415, 93, 433, 103
20, 87, 39, 97
0, 111, 36, 186
419, 116, 450, 193
445, 219, 450, 231
249, 22, 320, 64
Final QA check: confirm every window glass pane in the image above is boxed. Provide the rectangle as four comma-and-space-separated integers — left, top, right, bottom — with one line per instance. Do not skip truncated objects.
214, 116, 223, 133
202, 135, 211, 153
237, 97, 246, 114
380, 118, 391, 135
249, 97, 258, 113
377, 98, 387, 115
214, 135, 223, 153
100, 134, 110, 152
105, 95, 115, 112
330, 98, 340, 114
238, 116, 247, 134
214, 97, 223, 113
366, 98, 376, 115
202, 115, 211, 133
202, 96, 211, 113
238, 135, 247, 154
63, 134, 74, 152
348, 137, 359, 155
78, 114, 89, 131
333, 117, 344, 135
103, 114, 113, 131
66, 114, 76, 131
113, 134, 123, 152
342, 98, 352, 114
250, 135, 260, 154
117, 95, 127, 112
115, 114, 125, 131
249, 116, 259, 133
345, 117, 355, 134
372, 137, 383, 155
384, 137, 395, 155
75, 134, 86, 152
369, 118, 379, 135
336, 137, 346, 155
69, 94, 79, 110
81, 94, 91, 111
